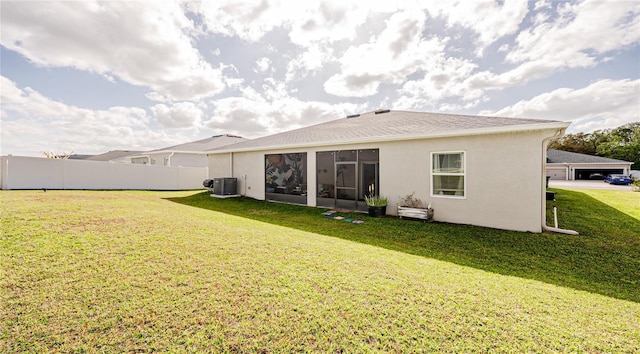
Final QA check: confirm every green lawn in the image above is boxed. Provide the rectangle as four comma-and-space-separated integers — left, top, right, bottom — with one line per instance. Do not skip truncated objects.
576, 189, 640, 219
1, 189, 639, 352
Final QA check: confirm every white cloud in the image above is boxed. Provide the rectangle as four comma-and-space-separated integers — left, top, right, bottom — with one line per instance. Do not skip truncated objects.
531, 10, 551, 26
189, 1, 529, 101
0, 1, 226, 101
480, 79, 640, 132
448, 0, 640, 99
428, 0, 529, 56
497, 44, 509, 52
192, 0, 409, 88
145, 92, 169, 103
151, 102, 203, 129
324, 10, 438, 97
0, 76, 181, 156
509, 1, 640, 64
189, 0, 292, 42
254, 57, 272, 73
398, 56, 479, 107
191, 0, 373, 46
287, 1, 369, 47
285, 44, 334, 82
205, 80, 364, 137
534, 0, 552, 11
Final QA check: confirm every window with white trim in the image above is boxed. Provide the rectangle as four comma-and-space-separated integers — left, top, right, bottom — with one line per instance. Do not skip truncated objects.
431, 151, 465, 198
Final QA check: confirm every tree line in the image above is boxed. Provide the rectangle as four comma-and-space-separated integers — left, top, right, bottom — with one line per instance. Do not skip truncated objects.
549, 122, 639, 168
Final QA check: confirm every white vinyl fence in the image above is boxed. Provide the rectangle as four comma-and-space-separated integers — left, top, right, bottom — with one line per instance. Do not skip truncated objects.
1, 156, 208, 190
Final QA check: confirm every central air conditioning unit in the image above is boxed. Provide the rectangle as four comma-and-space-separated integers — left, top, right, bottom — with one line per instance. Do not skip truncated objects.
213, 177, 237, 195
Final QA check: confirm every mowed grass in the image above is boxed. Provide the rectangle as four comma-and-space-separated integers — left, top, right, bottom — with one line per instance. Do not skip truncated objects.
576, 189, 640, 220
1, 190, 639, 352
176, 189, 640, 303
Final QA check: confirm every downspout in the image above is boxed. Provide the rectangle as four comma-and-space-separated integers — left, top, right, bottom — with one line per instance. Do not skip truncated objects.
167, 152, 175, 166
542, 129, 579, 235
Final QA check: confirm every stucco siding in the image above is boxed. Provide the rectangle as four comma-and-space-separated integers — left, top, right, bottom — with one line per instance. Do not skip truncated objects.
207, 129, 555, 232
208, 154, 232, 179
378, 140, 430, 204
231, 151, 262, 199
377, 132, 546, 232
169, 154, 208, 167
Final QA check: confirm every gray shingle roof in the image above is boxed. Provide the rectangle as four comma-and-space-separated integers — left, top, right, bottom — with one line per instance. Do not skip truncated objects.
85, 150, 142, 161
68, 154, 95, 160
150, 134, 247, 153
209, 110, 567, 152
546, 149, 632, 164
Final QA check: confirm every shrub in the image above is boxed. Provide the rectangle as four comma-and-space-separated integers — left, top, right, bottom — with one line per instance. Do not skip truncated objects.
364, 195, 388, 207
398, 192, 424, 208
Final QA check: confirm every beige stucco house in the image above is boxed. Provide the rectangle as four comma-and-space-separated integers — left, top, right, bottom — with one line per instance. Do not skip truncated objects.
81, 150, 143, 163
206, 110, 570, 233
131, 134, 246, 167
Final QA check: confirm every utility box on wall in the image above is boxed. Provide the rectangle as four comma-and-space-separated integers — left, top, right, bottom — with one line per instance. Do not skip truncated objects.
213, 177, 237, 195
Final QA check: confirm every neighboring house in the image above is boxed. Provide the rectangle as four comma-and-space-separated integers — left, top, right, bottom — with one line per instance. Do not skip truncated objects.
546, 149, 634, 180
131, 134, 247, 167
206, 110, 570, 233
68, 154, 96, 160
84, 150, 143, 163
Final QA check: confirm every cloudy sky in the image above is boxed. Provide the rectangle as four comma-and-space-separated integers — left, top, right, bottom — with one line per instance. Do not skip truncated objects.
1, 0, 639, 157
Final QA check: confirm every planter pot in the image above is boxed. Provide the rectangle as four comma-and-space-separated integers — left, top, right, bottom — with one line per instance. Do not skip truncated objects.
368, 206, 387, 218
397, 206, 434, 222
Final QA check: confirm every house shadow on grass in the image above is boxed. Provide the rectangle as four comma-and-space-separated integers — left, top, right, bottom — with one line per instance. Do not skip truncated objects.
165, 189, 640, 303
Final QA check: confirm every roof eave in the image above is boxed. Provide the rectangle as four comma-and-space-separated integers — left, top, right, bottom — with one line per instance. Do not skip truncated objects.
129, 150, 210, 158
547, 161, 634, 165
206, 121, 571, 155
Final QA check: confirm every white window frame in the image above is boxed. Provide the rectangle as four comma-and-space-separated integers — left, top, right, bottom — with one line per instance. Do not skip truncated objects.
431, 151, 466, 199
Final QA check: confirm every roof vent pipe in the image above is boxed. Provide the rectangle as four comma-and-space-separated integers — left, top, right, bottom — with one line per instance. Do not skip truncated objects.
374, 109, 390, 114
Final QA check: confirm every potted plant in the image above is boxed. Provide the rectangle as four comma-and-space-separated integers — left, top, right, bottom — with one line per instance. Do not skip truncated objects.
365, 194, 388, 217
364, 184, 387, 217
397, 192, 433, 222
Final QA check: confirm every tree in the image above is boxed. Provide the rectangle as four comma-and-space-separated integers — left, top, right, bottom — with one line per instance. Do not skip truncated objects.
549, 132, 603, 155
550, 122, 639, 168
596, 122, 640, 167
43, 151, 72, 159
